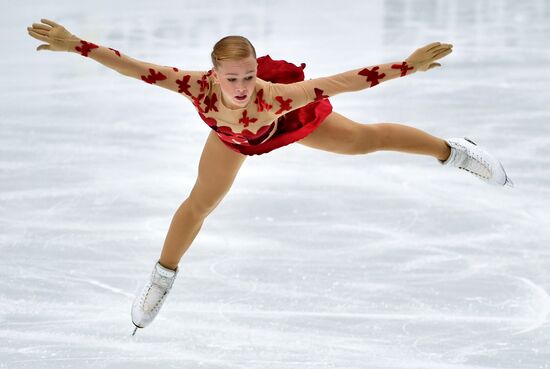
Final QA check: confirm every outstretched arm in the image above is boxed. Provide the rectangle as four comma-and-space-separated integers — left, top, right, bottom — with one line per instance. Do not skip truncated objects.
27, 18, 205, 96
268, 42, 453, 115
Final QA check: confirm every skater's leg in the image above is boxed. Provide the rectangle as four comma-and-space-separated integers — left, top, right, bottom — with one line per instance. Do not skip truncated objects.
132, 131, 246, 331
159, 131, 247, 270
297, 111, 512, 186
297, 111, 451, 160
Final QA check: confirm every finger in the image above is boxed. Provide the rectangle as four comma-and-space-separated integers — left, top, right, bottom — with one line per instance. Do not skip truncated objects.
28, 27, 48, 36
432, 48, 453, 60
428, 45, 450, 56
27, 29, 49, 43
425, 42, 442, 52
37, 44, 51, 51
428, 63, 441, 70
432, 43, 452, 51
32, 22, 51, 31
434, 44, 453, 52
430, 45, 452, 58
41, 18, 61, 28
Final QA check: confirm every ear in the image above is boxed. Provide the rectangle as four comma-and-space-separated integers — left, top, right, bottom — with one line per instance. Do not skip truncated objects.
211, 68, 220, 83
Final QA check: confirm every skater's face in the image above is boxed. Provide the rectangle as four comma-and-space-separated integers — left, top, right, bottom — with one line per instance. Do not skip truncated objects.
212, 56, 257, 109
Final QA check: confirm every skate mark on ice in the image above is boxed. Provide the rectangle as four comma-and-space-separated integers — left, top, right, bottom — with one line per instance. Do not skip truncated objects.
31, 264, 133, 298
209, 256, 260, 325
511, 275, 550, 335
65, 275, 134, 298
190, 308, 547, 325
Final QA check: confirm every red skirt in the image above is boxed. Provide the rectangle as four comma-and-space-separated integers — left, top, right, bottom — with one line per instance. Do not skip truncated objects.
216, 55, 333, 156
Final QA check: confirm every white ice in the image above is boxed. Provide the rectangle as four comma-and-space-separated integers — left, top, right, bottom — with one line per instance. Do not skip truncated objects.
1, 0, 550, 368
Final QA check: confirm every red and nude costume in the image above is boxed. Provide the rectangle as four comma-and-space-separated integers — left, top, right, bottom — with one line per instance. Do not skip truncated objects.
71, 39, 415, 156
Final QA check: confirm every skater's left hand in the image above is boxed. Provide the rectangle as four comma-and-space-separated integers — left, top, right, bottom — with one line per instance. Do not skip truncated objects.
406, 42, 453, 72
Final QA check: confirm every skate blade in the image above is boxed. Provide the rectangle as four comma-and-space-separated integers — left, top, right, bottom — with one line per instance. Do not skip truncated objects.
131, 325, 140, 336
504, 176, 514, 188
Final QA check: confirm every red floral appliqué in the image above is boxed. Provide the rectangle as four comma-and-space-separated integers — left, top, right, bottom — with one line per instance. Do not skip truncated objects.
141, 68, 167, 84
176, 74, 192, 96
358, 66, 386, 87
239, 110, 258, 128
75, 40, 99, 57
391, 62, 414, 77
313, 88, 329, 101
254, 89, 272, 112
203, 93, 219, 113
108, 47, 121, 57
217, 126, 249, 145
191, 93, 205, 113
275, 96, 293, 114
197, 73, 210, 92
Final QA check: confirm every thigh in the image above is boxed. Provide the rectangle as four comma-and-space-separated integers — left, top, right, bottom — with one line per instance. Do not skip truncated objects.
297, 111, 368, 155
187, 131, 247, 216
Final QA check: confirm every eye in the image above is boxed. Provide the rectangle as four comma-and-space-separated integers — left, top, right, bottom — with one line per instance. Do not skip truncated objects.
227, 78, 236, 82
245, 76, 254, 81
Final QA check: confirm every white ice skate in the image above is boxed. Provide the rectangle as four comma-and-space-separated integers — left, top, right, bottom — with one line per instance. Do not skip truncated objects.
131, 261, 178, 335
440, 137, 513, 187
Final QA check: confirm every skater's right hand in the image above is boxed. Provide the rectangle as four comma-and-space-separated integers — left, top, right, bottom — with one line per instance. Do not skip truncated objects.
27, 18, 80, 52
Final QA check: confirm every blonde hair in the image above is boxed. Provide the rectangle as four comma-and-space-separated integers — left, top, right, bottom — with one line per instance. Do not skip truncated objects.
211, 35, 257, 69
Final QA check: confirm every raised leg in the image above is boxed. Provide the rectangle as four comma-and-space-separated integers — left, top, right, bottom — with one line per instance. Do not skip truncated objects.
159, 131, 247, 270
297, 111, 451, 160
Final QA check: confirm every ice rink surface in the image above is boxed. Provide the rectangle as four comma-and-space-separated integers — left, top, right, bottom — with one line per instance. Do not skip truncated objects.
1, 0, 549, 368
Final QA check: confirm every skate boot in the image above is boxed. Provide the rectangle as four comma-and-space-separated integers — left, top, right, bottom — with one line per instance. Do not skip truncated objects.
440, 137, 513, 187
131, 261, 178, 335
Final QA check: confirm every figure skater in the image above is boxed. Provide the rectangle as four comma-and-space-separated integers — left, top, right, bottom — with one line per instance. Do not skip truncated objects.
27, 18, 513, 335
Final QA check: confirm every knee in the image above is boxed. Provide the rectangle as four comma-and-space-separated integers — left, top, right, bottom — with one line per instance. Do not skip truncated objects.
185, 192, 225, 219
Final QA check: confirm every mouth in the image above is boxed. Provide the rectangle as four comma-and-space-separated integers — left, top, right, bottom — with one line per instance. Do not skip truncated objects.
234, 94, 248, 102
